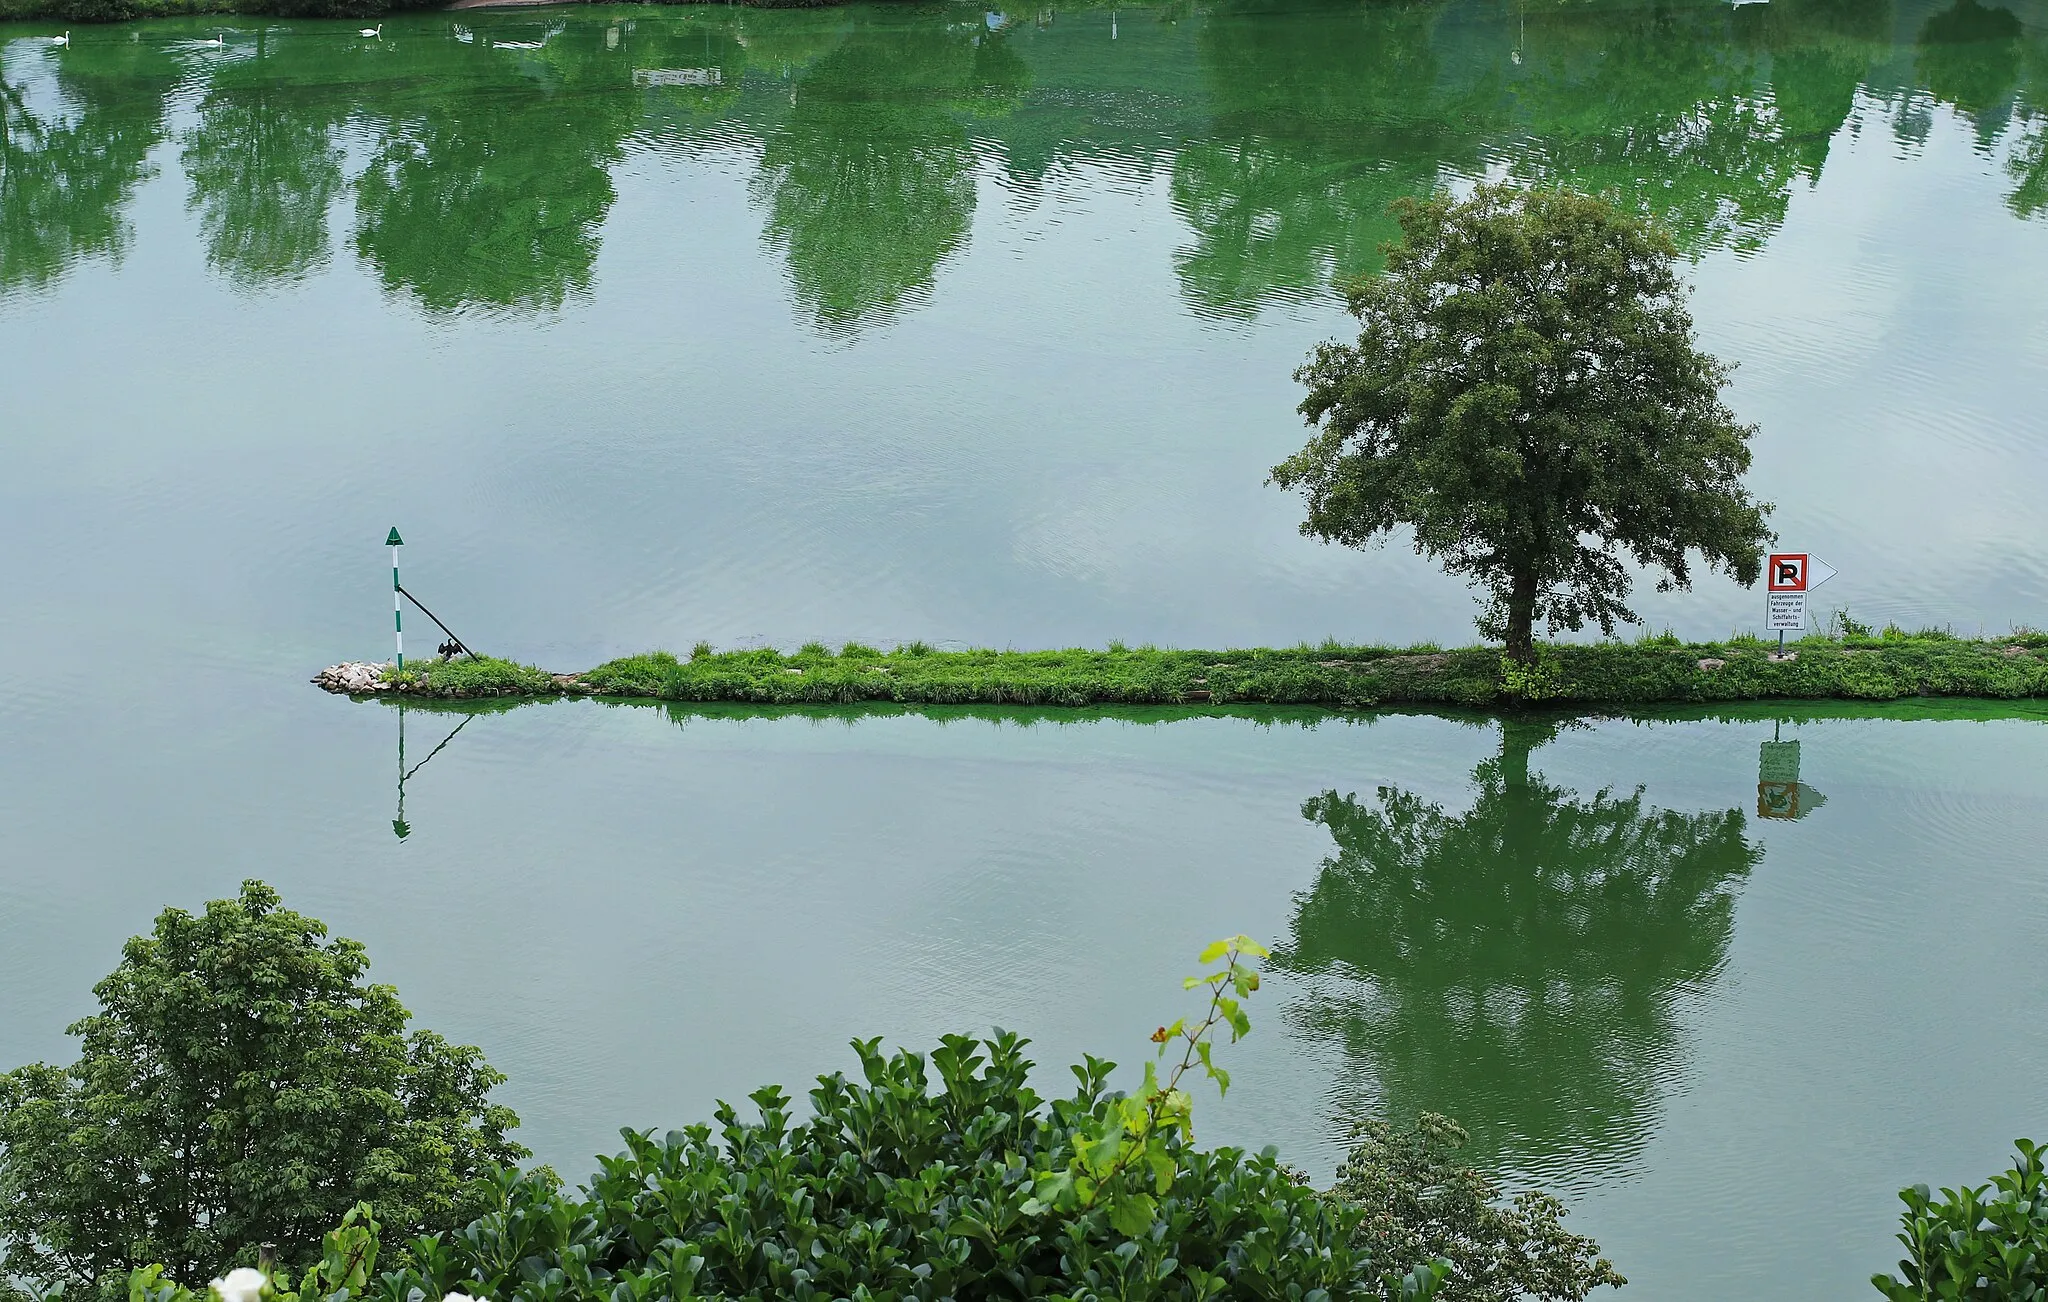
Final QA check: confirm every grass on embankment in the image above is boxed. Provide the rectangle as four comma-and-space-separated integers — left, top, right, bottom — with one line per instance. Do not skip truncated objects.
382, 654, 562, 696
368, 630, 2048, 706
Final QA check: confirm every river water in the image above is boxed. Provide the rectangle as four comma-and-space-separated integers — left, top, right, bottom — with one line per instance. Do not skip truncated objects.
3, 0, 2047, 1297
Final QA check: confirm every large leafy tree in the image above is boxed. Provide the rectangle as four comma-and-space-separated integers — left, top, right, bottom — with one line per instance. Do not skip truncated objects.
1272, 183, 1773, 663
0, 882, 524, 1299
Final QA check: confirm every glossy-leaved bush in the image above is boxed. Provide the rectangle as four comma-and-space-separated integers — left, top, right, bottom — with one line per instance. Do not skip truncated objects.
371, 1028, 1439, 1302
1872, 1138, 2048, 1300
126, 1029, 1437, 1302
120, 1029, 1450, 1302
120, 934, 1447, 1302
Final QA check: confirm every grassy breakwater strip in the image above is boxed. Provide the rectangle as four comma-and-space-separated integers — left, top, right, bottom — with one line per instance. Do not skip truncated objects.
341, 632, 2048, 706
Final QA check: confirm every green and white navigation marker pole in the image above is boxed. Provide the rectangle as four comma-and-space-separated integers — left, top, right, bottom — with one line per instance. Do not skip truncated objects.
388, 527, 404, 669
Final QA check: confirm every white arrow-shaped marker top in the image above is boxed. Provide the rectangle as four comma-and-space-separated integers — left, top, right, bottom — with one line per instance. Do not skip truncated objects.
1807, 556, 1838, 588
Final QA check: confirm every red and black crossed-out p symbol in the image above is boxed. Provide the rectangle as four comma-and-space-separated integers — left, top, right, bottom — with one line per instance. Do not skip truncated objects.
1767, 554, 1808, 592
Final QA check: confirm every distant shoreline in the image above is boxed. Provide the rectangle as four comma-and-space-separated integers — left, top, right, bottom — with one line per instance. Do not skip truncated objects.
312, 635, 2048, 707
2, 0, 820, 26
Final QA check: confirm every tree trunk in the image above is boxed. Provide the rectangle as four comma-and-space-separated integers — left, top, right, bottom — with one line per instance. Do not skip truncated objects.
1504, 565, 1539, 666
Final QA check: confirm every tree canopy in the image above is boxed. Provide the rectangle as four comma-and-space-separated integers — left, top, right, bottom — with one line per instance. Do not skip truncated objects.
1273, 184, 1773, 661
0, 882, 524, 1299
1333, 1112, 1623, 1302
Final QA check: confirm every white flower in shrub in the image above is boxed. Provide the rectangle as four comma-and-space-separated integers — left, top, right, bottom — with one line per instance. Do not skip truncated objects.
444, 1293, 486, 1302
210, 1267, 269, 1302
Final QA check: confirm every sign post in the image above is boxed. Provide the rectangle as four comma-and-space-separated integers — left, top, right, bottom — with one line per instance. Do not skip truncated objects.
1765, 552, 1838, 653
388, 527, 404, 669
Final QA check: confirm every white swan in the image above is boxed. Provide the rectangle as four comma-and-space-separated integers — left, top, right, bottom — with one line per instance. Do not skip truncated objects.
359, 22, 382, 37
49, 30, 70, 44
198, 30, 223, 47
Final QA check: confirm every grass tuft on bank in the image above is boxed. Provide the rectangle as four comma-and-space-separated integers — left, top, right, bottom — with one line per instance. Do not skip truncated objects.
362, 633, 2048, 706
380, 654, 560, 697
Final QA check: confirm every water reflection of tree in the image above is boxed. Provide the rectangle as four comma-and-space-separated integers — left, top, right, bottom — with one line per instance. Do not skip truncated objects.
2011, 38, 2048, 218
1916, 0, 2023, 135
1909, 0, 2048, 220
1506, 0, 1887, 256
753, 21, 1026, 333
1276, 720, 1761, 1176
630, 14, 751, 126
0, 42, 178, 295
1173, 0, 1492, 315
352, 27, 639, 315
1173, 0, 1891, 315
181, 32, 349, 287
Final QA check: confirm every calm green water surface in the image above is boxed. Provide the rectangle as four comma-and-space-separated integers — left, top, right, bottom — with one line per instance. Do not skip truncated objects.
4, 1, 2048, 1298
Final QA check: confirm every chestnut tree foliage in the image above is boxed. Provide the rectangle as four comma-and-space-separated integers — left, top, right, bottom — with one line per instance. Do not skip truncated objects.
1272, 184, 1773, 663
1335, 1114, 1623, 1302
0, 882, 523, 1300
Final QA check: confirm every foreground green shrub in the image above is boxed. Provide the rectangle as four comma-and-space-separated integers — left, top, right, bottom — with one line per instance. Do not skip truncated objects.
122, 940, 1446, 1302
132, 1040, 1434, 1302
0, 882, 524, 1300
1872, 1138, 2048, 1300
1334, 1115, 1623, 1302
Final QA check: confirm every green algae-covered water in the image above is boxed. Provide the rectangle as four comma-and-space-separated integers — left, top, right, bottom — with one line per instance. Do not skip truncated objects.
4, 1, 2048, 1297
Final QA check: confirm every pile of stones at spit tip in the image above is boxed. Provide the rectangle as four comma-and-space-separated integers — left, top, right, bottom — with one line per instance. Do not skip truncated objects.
313, 661, 393, 694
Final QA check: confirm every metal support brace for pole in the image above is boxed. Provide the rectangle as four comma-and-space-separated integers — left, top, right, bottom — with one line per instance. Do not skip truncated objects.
397, 585, 477, 659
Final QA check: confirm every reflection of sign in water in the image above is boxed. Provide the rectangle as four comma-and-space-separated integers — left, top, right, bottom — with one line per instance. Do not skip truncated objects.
1759, 740, 1800, 782
634, 67, 723, 87
1757, 737, 1826, 820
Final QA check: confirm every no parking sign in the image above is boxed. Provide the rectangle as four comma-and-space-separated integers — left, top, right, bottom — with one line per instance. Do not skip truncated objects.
1765, 552, 1838, 632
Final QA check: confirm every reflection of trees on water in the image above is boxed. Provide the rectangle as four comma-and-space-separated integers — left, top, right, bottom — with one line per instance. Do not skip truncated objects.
181, 33, 348, 286
1176, 0, 2048, 312
634, 16, 750, 123
0, 42, 179, 295
1172, 0, 1896, 312
1172, 0, 1493, 314
1503, 0, 1889, 257
1908, 0, 2048, 218
5, 1, 2046, 311
753, 21, 1027, 332
1275, 720, 1761, 1176
2011, 39, 2048, 217
353, 26, 639, 314
1917, 0, 2023, 132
